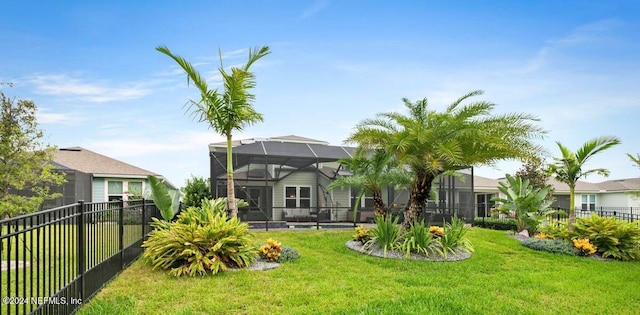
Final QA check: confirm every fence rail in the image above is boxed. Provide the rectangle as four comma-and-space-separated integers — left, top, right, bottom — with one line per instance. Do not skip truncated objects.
0, 199, 160, 315
475, 207, 640, 228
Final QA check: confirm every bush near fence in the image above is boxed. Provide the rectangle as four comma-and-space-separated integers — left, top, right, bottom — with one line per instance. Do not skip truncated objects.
473, 217, 517, 231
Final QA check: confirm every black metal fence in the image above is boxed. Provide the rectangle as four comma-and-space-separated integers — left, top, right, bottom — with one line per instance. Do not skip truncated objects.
474, 206, 640, 228
0, 199, 161, 315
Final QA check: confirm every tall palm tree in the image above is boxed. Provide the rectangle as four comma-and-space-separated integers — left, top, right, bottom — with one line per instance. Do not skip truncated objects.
549, 136, 621, 229
327, 150, 410, 218
348, 90, 544, 225
157, 45, 270, 218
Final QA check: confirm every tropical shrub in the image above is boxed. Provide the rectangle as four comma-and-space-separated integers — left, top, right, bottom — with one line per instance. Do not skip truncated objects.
437, 215, 474, 257
573, 238, 596, 256
181, 175, 212, 208
363, 215, 402, 257
278, 246, 300, 263
400, 221, 436, 257
491, 174, 556, 233
353, 225, 371, 244
573, 214, 640, 261
521, 238, 579, 256
142, 209, 258, 276
538, 221, 572, 240
473, 217, 517, 231
147, 175, 180, 221
259, 238, 283, 262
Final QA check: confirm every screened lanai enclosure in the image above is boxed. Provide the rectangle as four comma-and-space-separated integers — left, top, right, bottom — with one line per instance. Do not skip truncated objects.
209, 136, 475, 224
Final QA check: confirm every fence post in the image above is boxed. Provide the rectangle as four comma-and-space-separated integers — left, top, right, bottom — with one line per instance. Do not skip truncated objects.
119, 199, 124, 269
77, 200, 85, 302
141, 199, 146, 239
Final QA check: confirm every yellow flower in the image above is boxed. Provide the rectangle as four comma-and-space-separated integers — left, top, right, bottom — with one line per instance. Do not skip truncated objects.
429, 226, 444, 237
573, 238, 596, 256
535, 233, 553, 239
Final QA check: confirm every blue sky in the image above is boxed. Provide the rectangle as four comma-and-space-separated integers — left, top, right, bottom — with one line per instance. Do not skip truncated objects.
1, 1, 639, 188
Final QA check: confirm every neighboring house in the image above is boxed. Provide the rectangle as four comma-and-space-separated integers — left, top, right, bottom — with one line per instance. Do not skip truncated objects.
42, 147, 177, 208
209, 135, 476, 222
477, 176, 640, 218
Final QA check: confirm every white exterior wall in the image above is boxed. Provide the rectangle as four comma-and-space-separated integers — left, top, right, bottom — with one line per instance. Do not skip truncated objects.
598, 193, 632, 207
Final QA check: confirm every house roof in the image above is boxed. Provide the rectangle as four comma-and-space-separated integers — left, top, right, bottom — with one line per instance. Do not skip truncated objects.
596, 178, 640, 192
54, 147, 158, 177
473, 175, 500, 188
547, 177, 601, 193
210, 135, 330, 147
209, 136, 355, 178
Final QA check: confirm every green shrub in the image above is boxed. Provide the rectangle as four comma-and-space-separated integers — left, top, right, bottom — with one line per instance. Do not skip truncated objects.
473, 217, 517, 231
521, 238, 579, 256
142, 204, 258, 276
538, 221, 572, 240
278, 246, 300, 263
364, 215, 402, 257
181, 175, 212, 208
400, 221, 436, 257
574, 214, 640, 261
438, 215, 474, 257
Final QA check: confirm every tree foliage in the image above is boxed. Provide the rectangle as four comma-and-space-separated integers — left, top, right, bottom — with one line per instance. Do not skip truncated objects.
515, 156, 554, 200
156, 46, 269, 218
548, 136, 621, 230
328, 149, 410, 219
181, 175, 212, 208
348, 90, 545, 225
627, 153, 640, 198
0, 85, 66, 218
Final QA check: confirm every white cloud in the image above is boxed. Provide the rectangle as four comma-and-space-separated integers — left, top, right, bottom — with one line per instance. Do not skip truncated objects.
36, 109, 84, 125
516, 19, 621, 74
28, 74, 151, 103
298, 0, 329, 20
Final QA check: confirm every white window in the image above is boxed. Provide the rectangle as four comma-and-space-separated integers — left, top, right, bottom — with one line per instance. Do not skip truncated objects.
108, 181, 124, 201
581, 194, 596, 211
127, 181, 143, 199
285, 186, 311, 208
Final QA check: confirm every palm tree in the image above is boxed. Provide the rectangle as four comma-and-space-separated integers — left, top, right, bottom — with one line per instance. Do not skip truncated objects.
549, 136, 621, 229
327, 150, 410, 218
348, 90, 544, 225
157, 45, 270, 218
627, 153, 640, 198
628, 153, 640, 168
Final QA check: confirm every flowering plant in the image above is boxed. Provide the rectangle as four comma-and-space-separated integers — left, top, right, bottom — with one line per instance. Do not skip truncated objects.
429, 226, 444, 238
573, 238, 596, 256
259, 238, 282, 262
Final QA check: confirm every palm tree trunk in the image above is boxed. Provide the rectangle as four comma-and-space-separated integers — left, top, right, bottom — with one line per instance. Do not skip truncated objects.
403, 172, 434, 226
226, 133, 237, 218
568, 183, 576, 231
372, 190, 386, 217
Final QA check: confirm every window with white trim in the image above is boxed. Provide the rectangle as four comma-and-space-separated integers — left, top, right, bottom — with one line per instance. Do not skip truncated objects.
108, 181, 124, 201
581, 194, 596, 211
285, 186, 311, 208
127, 181, 143, 199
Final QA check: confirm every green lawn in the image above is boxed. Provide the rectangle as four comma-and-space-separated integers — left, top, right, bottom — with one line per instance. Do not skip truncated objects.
77, 228, 640, 315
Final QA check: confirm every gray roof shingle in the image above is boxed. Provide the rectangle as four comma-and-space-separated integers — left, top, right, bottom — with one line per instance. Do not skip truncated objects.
53, 147, 158, 177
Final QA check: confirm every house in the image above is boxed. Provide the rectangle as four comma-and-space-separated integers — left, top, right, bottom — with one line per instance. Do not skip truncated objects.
43, 147, 177, 208
209, 135, 476, 223
476, 175, 640, 219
